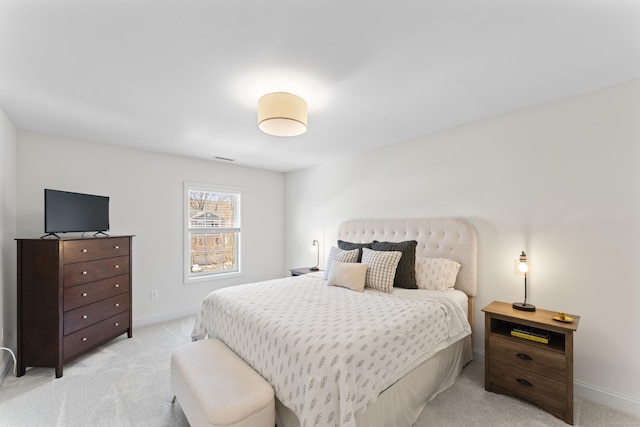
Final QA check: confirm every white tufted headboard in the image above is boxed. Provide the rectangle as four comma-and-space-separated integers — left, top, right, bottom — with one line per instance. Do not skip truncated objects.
337, 217, 478, 309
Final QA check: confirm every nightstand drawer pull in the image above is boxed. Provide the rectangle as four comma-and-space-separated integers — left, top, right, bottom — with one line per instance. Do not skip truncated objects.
516, 353, 532, 361
516, 378, 533, 387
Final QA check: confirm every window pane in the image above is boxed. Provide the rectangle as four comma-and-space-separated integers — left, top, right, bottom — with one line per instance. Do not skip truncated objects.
189, 231, 237, 274
188, 190, 240, 229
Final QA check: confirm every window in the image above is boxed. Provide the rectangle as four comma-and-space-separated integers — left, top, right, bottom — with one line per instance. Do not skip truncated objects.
184, 182, 241, 283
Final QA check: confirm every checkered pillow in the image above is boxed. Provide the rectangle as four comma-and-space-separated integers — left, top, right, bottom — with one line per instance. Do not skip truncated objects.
361, 247, 402, 293
324, 247, 359, 279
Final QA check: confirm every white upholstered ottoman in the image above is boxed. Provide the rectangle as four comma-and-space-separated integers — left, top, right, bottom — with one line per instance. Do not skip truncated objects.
171, 339, 275, 427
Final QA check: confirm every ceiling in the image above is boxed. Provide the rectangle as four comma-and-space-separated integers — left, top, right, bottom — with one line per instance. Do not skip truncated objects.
1, 1, 639, 172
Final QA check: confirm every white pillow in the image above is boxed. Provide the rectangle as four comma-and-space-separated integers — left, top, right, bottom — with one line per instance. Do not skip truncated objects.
415, 257, 461, 291
324, 247, 359, 279
328, 261, 368, 292
361, 247, 402, 293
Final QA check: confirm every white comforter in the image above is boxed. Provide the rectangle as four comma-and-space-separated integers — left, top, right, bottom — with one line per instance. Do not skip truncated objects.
191, 273, 471, 427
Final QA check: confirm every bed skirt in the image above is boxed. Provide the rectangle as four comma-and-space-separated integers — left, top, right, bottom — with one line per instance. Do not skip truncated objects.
275, 334, 473, 427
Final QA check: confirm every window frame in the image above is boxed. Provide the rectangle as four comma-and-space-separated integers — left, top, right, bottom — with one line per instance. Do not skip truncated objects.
184, 181, 242, 284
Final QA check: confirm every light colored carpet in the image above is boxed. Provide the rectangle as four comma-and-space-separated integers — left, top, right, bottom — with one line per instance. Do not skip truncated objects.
0, 316, 638, 427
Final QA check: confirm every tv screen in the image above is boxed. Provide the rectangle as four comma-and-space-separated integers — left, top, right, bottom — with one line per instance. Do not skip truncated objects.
44, 189, 110, 234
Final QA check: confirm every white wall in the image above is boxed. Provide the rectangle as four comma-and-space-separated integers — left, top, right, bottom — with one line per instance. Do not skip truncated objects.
284, 80, 640, 415
16, 132, 285, 324
0, 108, 17, 384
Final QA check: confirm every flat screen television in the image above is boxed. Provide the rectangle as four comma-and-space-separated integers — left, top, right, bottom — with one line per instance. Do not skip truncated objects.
44, 189, 110, 236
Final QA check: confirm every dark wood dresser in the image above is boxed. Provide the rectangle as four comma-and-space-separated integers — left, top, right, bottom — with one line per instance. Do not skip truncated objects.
16, 236, 133, 378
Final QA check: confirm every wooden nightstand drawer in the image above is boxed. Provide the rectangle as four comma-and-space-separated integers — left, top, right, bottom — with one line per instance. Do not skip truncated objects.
489, 334, 566, 381
489, 360, 566, 414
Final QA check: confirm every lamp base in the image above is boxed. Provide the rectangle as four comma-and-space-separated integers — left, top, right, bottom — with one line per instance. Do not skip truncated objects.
309, 267, 319, 271
513, 302, 536, 312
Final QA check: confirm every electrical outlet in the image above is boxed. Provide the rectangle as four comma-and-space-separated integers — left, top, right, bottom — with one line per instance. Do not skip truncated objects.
150, 290, 159, 300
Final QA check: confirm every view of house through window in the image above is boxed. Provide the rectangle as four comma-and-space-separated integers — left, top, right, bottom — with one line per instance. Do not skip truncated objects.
186, 183, 241, 281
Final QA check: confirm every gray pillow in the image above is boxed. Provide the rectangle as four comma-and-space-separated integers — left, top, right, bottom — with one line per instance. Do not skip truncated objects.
371, 240, 418, 289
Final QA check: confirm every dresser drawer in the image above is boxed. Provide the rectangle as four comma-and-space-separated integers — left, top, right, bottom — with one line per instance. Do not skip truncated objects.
63, 238, 130, 265
489, 360, 566, 413
63, 256, 130, 287
490, 334, 566, 381
64, 293, 129, 335
100, 237, 130, 258
63, 240, 102, 264
64, 274, 130, 311
64, 311, 129, 361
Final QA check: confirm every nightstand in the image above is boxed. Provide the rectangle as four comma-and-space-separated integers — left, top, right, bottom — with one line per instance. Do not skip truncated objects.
482, 301, 580, 424
289, 267, 321, 276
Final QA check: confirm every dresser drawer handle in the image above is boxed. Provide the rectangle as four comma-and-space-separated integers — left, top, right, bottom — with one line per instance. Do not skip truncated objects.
115, 303, 120, 307
82, 292, 88, 297
114, 284, 120, 288
82, 271, 88, 275
516, 353, 532, 361
82, 315, 88, 319
115, 265, 119, 269
114, 245, 120, 249
114, 322, 119, 327
516, 378, 533, 387
82, 249, 88, 253
82, 337, 87, 342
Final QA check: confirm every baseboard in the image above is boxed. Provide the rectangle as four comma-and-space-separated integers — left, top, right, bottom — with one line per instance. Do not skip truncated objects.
132, 307, 199, 329
574, 380, 640, 418
472, 347, 484, 364
472, 347, 640, 418
0, 350, 15, 387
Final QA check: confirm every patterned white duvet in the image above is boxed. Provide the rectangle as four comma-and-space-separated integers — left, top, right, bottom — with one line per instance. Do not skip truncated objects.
191, 273, 471, 427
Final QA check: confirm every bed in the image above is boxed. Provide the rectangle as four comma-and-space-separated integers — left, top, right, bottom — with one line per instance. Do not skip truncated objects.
192, 217, 477, 427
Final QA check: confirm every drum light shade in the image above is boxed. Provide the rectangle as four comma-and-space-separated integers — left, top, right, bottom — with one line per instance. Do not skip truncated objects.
258, 92, 308, 137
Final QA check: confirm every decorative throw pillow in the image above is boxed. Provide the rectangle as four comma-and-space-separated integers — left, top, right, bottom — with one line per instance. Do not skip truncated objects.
337, 240, 372, 263
371, 240, 418, 289
415, 257, 461, 291
324, 247, 359, 280
361, 247, 402, 293
327, 261, 368, 292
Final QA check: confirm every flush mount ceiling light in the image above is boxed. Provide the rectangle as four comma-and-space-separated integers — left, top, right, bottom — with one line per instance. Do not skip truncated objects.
258, 92, 307, 137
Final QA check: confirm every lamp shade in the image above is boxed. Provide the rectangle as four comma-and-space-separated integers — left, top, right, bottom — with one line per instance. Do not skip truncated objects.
258, 92, 307, 137
518, 251, 529, 273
